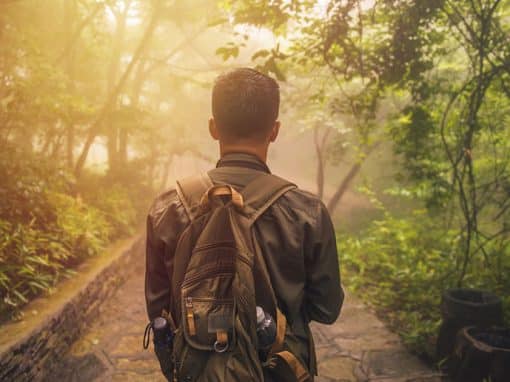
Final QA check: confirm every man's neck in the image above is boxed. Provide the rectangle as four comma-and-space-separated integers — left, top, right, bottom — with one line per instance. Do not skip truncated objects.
219, 142, 269, 163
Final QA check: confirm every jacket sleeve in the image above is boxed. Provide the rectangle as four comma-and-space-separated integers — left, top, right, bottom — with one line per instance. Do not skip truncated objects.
304, 200, 344, 324
145, 213, 171, 320
145, 189, 189, 321
145, 190, 190, 382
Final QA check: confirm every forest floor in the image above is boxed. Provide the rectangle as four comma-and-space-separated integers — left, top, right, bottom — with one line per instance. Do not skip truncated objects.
48, 251, 444, 382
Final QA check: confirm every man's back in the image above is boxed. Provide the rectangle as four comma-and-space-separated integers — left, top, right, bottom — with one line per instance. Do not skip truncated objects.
145, 152, 344, 376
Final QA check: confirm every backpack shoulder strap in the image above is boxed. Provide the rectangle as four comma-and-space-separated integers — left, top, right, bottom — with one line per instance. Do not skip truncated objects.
242, 174, 312, 381
241, 173, 296, 224
175, 172, 214, 220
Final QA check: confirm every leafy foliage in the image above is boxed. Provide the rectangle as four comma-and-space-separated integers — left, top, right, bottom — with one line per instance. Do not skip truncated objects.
0, 145, 107, 318
340, 204, 510, 359
218, 0, 510, 360
0, 0, 223, 320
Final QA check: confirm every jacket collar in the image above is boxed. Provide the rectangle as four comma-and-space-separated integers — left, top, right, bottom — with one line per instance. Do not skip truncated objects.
216, 152, 271, 174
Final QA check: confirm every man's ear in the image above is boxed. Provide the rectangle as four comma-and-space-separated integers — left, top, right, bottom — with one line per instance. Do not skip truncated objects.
269, 121, 280, 143
209, 117, 219, 141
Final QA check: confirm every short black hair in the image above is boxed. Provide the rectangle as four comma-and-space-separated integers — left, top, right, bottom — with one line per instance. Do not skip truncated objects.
212, 68, 280, 141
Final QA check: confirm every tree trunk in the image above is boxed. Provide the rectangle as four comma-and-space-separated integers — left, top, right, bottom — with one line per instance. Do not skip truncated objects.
314, 126, 325, 200
118, 128, 128, 164
106, 5, 128, 174
119, 59, 147, 166
326, 142, 380, 214
64, 0, 76, 169
74, 1, 161, 178
326, 161, 363, 214
57, 1, 105, 63
66, 123, 74, 168
313, 125, 331, 200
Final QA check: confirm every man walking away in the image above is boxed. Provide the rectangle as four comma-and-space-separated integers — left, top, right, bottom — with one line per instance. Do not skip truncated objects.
145, 68, 344, 381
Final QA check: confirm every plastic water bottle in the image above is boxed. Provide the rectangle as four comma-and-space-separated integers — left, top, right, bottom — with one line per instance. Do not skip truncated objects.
152, 317, 173, 381
153, 317, 173, 347
256, 306, 277, 351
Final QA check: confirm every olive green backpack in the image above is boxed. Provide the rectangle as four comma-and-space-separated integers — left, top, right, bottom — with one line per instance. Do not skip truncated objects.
165, 171, 312, 382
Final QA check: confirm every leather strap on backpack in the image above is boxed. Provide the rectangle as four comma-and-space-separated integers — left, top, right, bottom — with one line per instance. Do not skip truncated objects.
240, 175, 311, 382
177, 171, 296, 223
270, 308, 287, 354
266, 308, 312, 382
273, 351, 311, 382
176, 172, 214, 220
240, 172, 296, 225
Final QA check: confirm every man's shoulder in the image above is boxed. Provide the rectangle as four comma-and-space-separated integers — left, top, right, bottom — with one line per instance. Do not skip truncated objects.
285, 186, 321, 203
147, 174, 328, 223
273, 180, 327, 218
147, 187, 182, 224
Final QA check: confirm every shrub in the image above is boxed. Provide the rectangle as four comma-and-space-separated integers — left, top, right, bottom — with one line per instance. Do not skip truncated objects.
339, 208, 510, 360
0, 192, 110, 320
49, 192, 110, 263
76, 183, 135, 240
0, 219, 66, 316
76, 162, 152, 239
0, 145, 133, 321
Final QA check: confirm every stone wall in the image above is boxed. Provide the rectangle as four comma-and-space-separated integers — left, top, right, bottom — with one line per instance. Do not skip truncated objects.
0, 236, 143, 382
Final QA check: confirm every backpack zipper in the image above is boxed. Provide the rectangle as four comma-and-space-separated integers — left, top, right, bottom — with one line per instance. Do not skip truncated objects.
185, 297, 197, 336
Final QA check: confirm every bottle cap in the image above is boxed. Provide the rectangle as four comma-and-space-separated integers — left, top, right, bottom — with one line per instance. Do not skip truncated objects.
256, 306, 265, 325
153, 317, 168, 331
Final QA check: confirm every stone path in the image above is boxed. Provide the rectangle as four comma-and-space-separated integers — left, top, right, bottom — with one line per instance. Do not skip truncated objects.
48, 255, 444, 382
311, 302, 444, 382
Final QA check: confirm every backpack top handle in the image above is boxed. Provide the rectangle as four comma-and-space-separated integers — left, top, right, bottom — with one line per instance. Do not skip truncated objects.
199, 184, 244, 209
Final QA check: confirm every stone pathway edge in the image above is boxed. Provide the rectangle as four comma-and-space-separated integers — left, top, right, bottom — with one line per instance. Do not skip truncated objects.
0, 234, 143, 382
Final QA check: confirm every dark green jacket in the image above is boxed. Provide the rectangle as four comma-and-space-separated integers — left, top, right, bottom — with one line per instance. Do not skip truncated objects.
145, 152, 343, 375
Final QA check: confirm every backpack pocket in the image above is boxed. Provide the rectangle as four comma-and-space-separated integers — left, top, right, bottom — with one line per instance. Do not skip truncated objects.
180, 243, 238, 352
173, 329, 209, 381
180, 296, 236, 351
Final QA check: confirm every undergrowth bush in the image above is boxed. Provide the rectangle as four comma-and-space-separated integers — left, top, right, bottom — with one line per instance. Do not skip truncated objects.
76, 162, 153, 238
0, 219, 69, 314
0, 189, 112, 320
339, 207, 510, 360
79, 182, 136, 239
49, 192, 111, 262
0, 145, 149, 321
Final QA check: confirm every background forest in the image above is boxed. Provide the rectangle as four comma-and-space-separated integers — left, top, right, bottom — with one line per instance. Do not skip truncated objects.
1, 0, 509, 363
